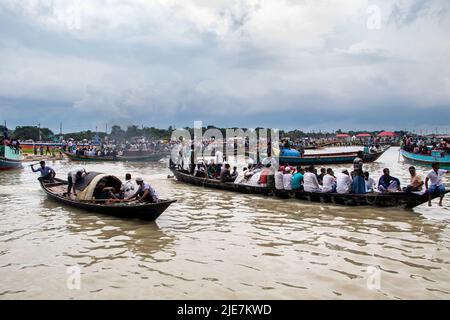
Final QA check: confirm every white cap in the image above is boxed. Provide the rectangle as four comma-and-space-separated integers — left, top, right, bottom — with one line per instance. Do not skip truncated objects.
136, 177, 144, 182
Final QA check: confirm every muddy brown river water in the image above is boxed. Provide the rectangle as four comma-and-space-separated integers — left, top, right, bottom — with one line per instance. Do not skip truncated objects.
0, 147, 449, 299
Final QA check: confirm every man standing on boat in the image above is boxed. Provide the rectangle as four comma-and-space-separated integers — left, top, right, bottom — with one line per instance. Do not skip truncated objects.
67, 167, 86, 198
352, 151, 366, 194
426, 163, 448, 207
31, 161, 55, 181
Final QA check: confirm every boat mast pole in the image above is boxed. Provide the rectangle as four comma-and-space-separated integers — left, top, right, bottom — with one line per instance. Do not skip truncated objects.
3, 120, 6, 146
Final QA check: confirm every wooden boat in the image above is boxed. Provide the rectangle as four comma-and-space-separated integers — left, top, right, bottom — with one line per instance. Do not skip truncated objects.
171, 169, 448, 209
278, 146, 390, 166
401, 149, 450, 170
64, 150, 170, 162
64, 151, 117, 162
39, 173, 176, 220
0, 145, 23, 170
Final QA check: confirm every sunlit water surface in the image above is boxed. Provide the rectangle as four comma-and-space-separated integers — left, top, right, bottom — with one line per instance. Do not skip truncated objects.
0, 147, 449, 299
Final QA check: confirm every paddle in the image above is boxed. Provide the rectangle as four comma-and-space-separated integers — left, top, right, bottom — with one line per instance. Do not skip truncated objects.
29, 162, 42, 167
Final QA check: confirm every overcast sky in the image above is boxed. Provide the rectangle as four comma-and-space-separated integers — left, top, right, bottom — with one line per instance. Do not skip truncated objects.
0, 0, 449, 133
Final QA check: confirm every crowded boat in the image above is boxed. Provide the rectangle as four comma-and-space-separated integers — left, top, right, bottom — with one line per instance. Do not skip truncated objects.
173, 147, 449, 207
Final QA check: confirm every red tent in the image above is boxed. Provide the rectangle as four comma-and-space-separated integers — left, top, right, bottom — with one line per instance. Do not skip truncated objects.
356, 133, 371, 137
336, 133, 350, 138
378, 131, 397, 137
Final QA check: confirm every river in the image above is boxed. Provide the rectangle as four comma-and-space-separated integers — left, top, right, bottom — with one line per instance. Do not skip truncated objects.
0, 147, 449, 299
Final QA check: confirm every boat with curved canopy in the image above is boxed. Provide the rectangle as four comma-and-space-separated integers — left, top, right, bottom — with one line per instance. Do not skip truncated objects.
171, 168, 447, 209
39, 172, 176, 220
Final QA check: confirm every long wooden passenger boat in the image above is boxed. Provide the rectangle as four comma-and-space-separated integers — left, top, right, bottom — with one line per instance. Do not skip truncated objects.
39, 174, 176, 220
401, 149, 450, 170
0, 145, 23, 170
278, 146, 390, 166
64, 150, 170, 162
171, 169, 447, 209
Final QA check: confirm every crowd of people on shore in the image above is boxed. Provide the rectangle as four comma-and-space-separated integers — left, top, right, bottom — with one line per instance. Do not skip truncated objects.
62, 139, 172, 157
0, 137, 21, 153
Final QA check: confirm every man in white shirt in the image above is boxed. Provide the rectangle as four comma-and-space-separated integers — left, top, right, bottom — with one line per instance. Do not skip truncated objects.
275, 168, 284, 190
67, 167, 86, 197
336, 169, 352, 194
425, 162, 448, 206
215, 150, 224, 165
283, 167, 293, 190
322, 168, 337, 193
120, 173, 137, 199
303, 166, 321, 192
364, 171, 376, 192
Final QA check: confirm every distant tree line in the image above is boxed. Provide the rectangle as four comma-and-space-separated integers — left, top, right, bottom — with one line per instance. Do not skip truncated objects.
0, 124, 407, 141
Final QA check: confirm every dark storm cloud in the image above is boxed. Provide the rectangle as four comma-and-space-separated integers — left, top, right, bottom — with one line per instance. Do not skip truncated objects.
0, 0, 449, 133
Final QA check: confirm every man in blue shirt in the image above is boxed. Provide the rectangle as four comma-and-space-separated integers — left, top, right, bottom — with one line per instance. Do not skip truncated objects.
31, 161, 55, 181
378, 168, 401, 192
291, 167, 305, 190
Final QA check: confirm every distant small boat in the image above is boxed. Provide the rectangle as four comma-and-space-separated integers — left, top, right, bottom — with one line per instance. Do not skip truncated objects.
401, 149, 450, 170
39, 173, 176, 220
0, 145, 23, 170
171, 168, 447, 209
278, 146, 390, 166
64, 150, 170, 162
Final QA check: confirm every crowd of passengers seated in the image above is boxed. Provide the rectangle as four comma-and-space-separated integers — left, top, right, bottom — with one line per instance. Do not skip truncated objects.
192, 159, 429, 195
403, 136, 449, 155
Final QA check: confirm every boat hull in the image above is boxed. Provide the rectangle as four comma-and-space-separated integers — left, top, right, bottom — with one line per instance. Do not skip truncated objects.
171, 169, 446, 209
64, 151, 170, 162
39, 178, 176, 220
401, 150, 450, 170
279, 147, 389, 166
0, 157, 22, 170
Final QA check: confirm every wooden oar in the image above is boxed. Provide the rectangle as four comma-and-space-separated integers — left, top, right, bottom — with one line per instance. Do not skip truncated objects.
29, 162, 42, 167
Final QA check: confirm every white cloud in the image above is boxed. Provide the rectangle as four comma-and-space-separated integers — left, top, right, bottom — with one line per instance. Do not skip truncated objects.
0, 0, 449, 130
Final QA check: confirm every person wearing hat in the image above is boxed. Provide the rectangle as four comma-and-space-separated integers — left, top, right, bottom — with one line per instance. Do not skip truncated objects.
127, 177, 159, 203
352, 151, 366, 194
31, 160, 55, 181
283, 166, 293, 190
274, 166, 285, 190
259, 161, 272, 187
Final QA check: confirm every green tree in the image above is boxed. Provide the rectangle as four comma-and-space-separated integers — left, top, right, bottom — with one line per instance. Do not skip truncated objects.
13, 126, 54, 141
125, 125, 142, 138
109, 125, 125, 140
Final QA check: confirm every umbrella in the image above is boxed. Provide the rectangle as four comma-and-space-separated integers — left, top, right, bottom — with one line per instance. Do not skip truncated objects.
336, 133, 350, 138
356, 133, 371, 137
378, 131, 397, 137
